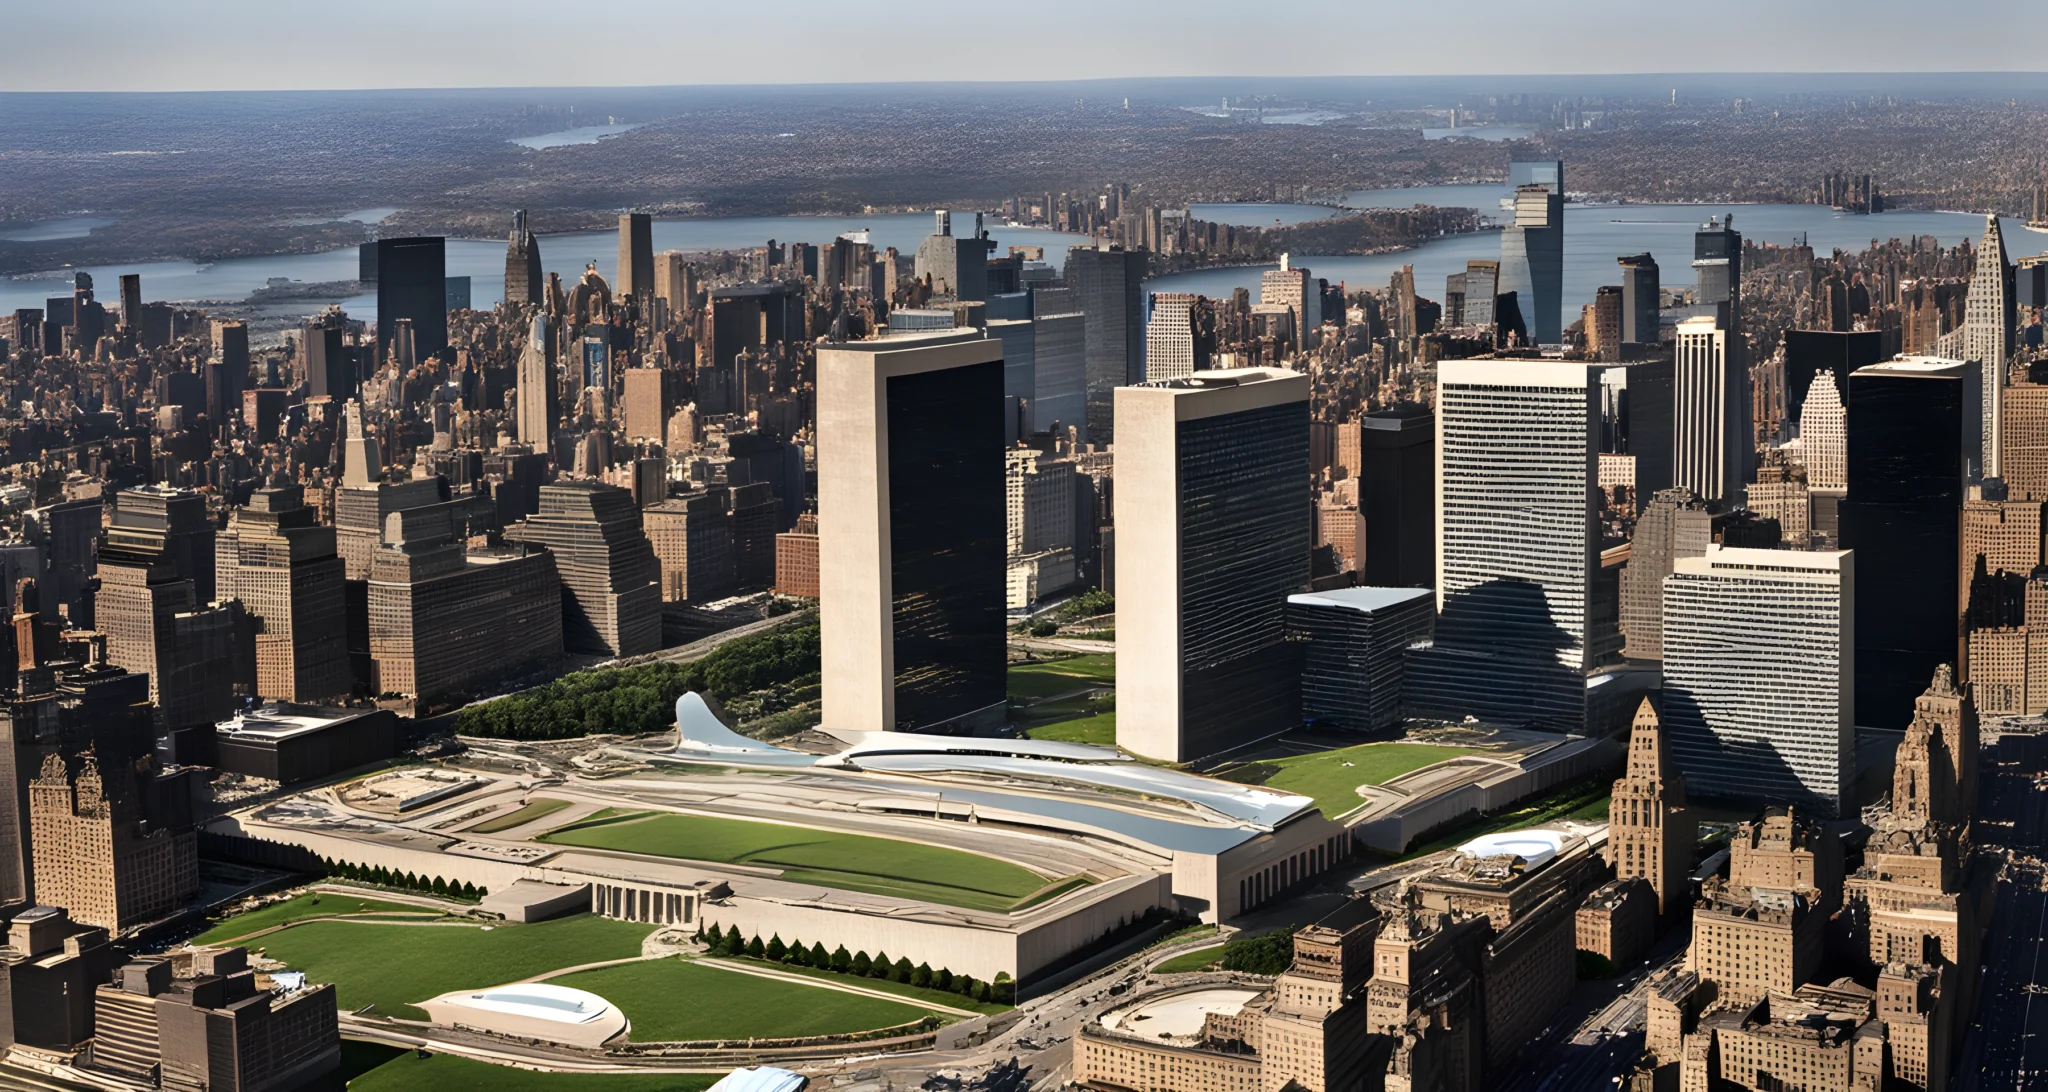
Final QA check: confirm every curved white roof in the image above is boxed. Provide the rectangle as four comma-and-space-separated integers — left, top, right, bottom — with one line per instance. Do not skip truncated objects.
707, 1067, 807, 1092
1456, 829, 1569, 871
440, 983, 614, 1026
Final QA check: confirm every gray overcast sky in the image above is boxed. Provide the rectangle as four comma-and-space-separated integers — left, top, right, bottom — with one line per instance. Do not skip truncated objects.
6, 0, 2043, 92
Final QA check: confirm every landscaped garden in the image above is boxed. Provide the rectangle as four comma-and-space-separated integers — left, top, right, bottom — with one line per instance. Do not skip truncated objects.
190, 891, 442, 946
548, 958, 938, 1041
1222, 741, 1479, 817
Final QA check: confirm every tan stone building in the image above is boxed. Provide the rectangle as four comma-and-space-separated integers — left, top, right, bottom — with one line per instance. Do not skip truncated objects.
93, 946, 339, 1091
1607, 698, 1693, 915
28, 752, 197, 933
1576, 877, 1656, 968
215, 485, 350, 703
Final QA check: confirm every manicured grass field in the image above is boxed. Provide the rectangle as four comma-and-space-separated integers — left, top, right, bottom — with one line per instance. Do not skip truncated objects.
720, 957, 1012, 1015
1154, 943, 1225, 973
539, 812, 1049, 912
1256, 742, 1478, 817
1024, 711, 1116, 745
1007, 655, 1116, 699
251, 914, 650, 1020
549, 959, 936, 1042
191, 892, 441, 946
348, 1049, 719, 1091
470, 797, 573, 833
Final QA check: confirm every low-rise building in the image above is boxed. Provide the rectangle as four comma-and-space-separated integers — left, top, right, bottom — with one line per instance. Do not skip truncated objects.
1576, 877, 1656, 970
92, 947, 339, 1092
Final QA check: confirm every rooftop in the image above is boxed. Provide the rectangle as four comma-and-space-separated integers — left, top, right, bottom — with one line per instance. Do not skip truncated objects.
1288, 586, 1433, 613
215, 703, 371, 742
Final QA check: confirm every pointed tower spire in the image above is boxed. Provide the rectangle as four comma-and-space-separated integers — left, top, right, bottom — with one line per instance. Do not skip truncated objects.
1609, 699, 1694, 915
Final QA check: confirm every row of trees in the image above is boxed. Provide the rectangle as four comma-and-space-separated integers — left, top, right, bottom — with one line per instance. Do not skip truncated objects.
322, 858, 485, 902
697, 923, 1014, 1005
454, 616, 821, 740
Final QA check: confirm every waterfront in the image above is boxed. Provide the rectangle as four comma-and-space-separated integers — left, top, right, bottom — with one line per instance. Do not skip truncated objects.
1148, 205, 2048, 320
510, 122, 647, 149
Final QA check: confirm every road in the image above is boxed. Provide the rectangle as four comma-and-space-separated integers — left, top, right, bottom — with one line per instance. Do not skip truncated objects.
1492, 932, 1688, 1092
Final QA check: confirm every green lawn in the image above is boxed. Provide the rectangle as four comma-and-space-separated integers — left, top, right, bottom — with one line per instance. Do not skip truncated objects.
1025, 712, 1116, 745
348, 1050, 718, 1091
539, 812, 1049, 912
1007, 655, 1116, 699
550, 959, 935, 1042
471, 798, 573, 834
191, 892, 442, 946
1248, 742, 1478, 818
252, 914, 650, 1020
719, 957, 1011, 1015
1154, 943, 1226, 973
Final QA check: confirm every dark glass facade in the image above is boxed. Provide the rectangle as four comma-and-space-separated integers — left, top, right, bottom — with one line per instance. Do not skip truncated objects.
1359, 403, 1434, 588
1064, 247, 1147, 443
1177, 400, 1310, 758
886, 361, 1008, 731
1783, 329, 1884, 423
1842, 368, 1964, 728
374, 237, 448, 363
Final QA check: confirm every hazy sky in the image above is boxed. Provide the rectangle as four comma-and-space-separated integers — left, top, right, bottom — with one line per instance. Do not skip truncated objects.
6, 0, 2044, 92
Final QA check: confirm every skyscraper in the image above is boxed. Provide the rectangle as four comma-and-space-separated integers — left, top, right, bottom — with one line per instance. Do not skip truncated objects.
373, 237, 447, 364
912, 211, 995, 302
1842, 357, 1978, 729
1463, 259, 1500, 330
96, 487, 235, 730
1608, 699, 1691, 915
1356, 402, 1434, 588
1030, 287, 1087, 437
1145, 292, 1198, 381
616, 213, 654, 300
215, 486, 349, 703
516, 312, 557, 449
1116, 369, 1310, 762
818, 333, 1007, 734
1964, 213, 2014, 478
1673, 315, 1744, 504
1499, 185, 1564, 344
504, 209, 542, 306
1618, 488, 1711, 661
1408, 360, 1602, 729
1662, 546, 1854, 815
301, 310, 353, 403
1616, 253, 1660, 346
1801, 368, 1847, 492
1065, 245, 1148, 442
1692, 215, 1742, 312
504, 481, 663, 659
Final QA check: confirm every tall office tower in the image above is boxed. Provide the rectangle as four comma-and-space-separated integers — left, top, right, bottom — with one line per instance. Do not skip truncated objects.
1616, 254, 1660, 345
1356, 403, 1434, 588
988, 316, 1037, 438
1509, 159, 1564, 194
616, 213, 654, 300
1673, 315, 1744, 504
1843, 358, 1977, 730
1663, 546, 1853, 815
1748, 451, 1811, 546
215, 486, 349, 703
1801, 368, 1847, 491
2006, 379, 2048, 501
1065, 245, 1148, 442
373, 237, 447, 364
1115, 368, 1310, 762
623, 368, 670, 443
504, 209, 542, 305
516, 312, 558, 449
644, 492, 735, 603
1145, 292, 1198, 380
1618, 488, 1712, 661
1608, 699, 1692, 915
1443, 271, 1466, 327
29, 753, 197, 933
367, 501, 563, 706
118, 273, 142, 331
97, 487, 235, 730
1500, 184, 1565, 344
1462, 259, 1500, 330
340, 399, 382, 490
1587, 286, 1623, 362
730, 482, 779, 587
301, 310, 352, 403
1965, 213, 2015, 478
818, 333, 1007, 734
1260, 259, 1323, 348
655, 251, 694, 317
1287, 587, 1433, 734
505, 482, 662, 659
1692, 215, 1742, 312
210, 319, 250, 428
913, 211, 995, 302
1030, 287, 1087, 436
1408, 361, 1602, 729
1007, 449, 1076, 558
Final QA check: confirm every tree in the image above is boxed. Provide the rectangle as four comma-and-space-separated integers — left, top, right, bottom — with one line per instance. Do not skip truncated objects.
831, 946, 853, 974
871, 952, 892, 979
765, 935, 788, 963
745, 935, 766, 959
911, 962, 934, 988
972, 980, 991, 1003
992, 973, 1014, 1004
1219, 930, 1294, 976
810, 942, 829, 968
935, 969, 954, 992
725, 925, 744, 954
892, 957, 914, 983
789, 940, 811, 966
431, 876, 448, 896
852, 951, 873, 977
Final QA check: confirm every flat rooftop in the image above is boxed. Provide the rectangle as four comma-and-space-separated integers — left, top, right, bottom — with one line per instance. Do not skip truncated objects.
1288, 586, 1433, 613
215, 704, 369, 742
